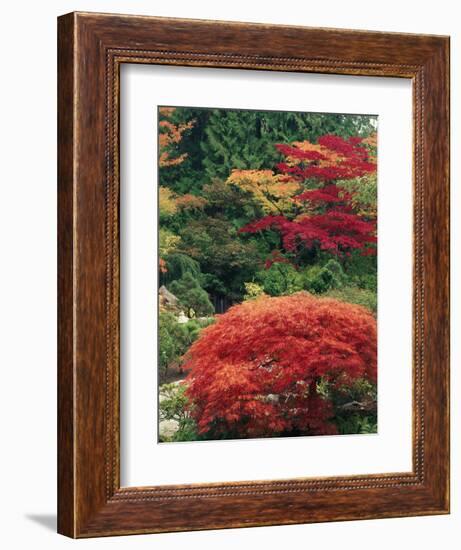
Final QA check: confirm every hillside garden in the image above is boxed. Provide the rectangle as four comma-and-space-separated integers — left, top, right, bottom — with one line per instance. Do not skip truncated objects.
158, 106, 378, 442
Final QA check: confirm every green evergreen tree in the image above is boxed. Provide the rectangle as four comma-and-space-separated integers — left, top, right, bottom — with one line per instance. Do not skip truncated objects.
200, 109, 376, 181
159, 106, 376, 188
169, 272, 214, 317
201, 110, 270, 180
160, 253, 201, 286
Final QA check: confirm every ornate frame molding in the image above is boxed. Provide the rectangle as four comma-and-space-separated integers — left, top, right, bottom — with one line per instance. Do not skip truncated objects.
58, 12, 449, 537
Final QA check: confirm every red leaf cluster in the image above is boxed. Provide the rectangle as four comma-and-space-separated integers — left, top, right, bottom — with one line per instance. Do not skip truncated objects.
183, 293, 377, 438
264, 249, 294, 269
241, 211, 376, 256
294, 184, 352, 206
275, 135, 376, 181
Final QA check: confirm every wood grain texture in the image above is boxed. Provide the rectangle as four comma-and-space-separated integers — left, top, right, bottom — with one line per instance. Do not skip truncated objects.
57, 13, 75, 538
57, 11, 450, 538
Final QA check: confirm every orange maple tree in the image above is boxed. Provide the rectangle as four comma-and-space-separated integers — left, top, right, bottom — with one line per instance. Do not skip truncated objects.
158, 107, 195, 168
183, 292, 377, 439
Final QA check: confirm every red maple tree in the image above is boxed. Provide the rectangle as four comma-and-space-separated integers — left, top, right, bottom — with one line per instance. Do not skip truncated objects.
275, 134, 376, 181
240, 135, 377, 259
183, 293, 377, 439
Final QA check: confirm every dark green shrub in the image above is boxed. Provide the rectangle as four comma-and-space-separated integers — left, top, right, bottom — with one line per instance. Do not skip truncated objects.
260, 263, 303, 296
317, 377, 377, 435
169, 272, 214, 317
161, 253, 201, 286
158, 312, 214, 377
323, 286, 377, 314
159, 313, 181, 375
158, 382, 200, 442
335, 414, 377, 435
302, 259, 346, 294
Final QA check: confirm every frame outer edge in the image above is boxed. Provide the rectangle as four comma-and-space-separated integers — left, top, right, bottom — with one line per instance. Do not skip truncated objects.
57, 12, 77, 538
57, 12, 450, 537
423, 37, 450, 512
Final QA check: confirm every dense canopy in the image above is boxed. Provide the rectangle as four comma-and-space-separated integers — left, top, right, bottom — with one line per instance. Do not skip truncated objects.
183, 293, 377, 439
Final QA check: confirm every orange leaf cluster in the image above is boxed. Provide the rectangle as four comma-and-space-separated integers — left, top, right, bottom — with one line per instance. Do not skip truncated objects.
158, 107, 176, 117
175, 193, 208, 211
362, 132, 377, 148
282, 140, 343, 166
158, 110, 195, 168
361, 132, 378, 162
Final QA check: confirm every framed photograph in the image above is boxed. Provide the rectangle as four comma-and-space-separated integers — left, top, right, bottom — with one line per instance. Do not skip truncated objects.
58, 12, 450, 537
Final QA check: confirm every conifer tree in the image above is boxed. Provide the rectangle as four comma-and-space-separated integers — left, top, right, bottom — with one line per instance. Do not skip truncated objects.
199, 109, 376, 181
169, 273, 214, 318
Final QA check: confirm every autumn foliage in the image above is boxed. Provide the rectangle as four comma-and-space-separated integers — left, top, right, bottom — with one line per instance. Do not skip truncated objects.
239, 134, 377, 259
183, 293, 377, 439
226, 169, 300, 214
275, 135, 376, 181
158, 107, 195, 168
157, 108, 379, 442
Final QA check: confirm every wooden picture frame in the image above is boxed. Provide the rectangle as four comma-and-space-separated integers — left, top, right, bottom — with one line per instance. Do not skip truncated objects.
57, 12, 450, 538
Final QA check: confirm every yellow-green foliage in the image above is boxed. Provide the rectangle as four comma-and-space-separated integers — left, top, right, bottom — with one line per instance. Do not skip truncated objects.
159, 228, 181, 257
323, 286, 377, 314
243, 282, 265, 300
